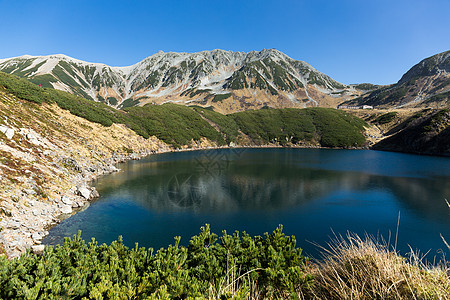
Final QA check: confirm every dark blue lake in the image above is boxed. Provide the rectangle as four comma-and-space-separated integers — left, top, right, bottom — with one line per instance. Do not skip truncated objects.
43, 148, 450, 259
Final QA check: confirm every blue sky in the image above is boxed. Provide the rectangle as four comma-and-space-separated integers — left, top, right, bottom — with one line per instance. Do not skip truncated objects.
0, 0, 448, 85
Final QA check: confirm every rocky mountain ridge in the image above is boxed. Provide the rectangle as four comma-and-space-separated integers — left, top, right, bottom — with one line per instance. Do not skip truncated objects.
343, 50, 450, 109
0, 49, 358, 113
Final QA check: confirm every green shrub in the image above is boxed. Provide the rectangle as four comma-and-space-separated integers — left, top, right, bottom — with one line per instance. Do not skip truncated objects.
125, 103, 226, 147
211, 93, 231, 103
0, 226, 312, 299
375, 112, 398, 125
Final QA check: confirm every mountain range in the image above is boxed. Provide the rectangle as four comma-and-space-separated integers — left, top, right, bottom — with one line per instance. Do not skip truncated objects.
0, 49, 360, 113
0, 49, 448, 112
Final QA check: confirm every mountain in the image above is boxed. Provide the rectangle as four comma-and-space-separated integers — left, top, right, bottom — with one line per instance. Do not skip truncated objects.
0, 49, 359, 113
342, 50, 450, 109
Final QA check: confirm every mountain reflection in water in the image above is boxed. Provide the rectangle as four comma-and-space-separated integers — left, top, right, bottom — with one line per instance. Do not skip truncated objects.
43, 148, 450, 258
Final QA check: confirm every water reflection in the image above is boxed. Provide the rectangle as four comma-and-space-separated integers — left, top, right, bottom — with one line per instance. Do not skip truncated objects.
92, 149, 450, 224
45, 148, 450, 257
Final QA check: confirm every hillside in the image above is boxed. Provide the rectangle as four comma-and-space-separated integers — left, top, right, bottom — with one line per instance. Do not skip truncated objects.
371, 109, 450, 156
342, 50, 450, 109
0, 80, 168, 257
0, 49, 362, 113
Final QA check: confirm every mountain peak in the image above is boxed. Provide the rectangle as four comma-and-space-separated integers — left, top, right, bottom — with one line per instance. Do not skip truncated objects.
399, 50, 450, 84
0, 49, 353, 112
344, 50, 450, 109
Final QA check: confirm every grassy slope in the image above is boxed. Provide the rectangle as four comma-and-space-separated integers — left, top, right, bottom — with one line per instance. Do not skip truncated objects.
372, 109, 450, 156
0, 71, 368, 149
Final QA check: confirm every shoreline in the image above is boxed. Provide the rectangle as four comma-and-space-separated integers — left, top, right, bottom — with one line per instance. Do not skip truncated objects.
0, 149, 160, 258
0, 140, 351, 258
1, 139, 447, 259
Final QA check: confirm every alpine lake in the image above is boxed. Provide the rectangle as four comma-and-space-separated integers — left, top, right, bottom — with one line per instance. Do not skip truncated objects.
43, 148, 450, 260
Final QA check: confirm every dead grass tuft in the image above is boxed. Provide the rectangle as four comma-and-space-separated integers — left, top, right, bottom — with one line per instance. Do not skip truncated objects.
306, 233, 450, 299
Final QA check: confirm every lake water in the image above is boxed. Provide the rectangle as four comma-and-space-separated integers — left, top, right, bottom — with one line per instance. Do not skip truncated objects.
43, 148, 450, 259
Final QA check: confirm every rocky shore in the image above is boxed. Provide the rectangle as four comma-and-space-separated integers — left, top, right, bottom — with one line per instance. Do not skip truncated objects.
0, 149, 157, 258
0, 94, 172, 258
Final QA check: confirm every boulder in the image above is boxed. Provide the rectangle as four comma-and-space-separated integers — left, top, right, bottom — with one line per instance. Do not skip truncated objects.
31, 232, 42, 241
26, 133, 41, 145
60, 205, 72, 214
61, 196, 73, 205
0, 125, 7, 134
90, 187, 99, 199
4, 128, 15, 139
31, 245, 45, 255
8, 220, 21, 229
23, 188, 37, 196
77, 187, 91, 200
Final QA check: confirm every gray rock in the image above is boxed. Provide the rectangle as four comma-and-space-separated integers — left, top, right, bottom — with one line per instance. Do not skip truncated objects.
31, 245, 45, 255
4, 128, 15, 139
8, 220, 21, 229
1, 202, 13, 210
61, 196, 73, 205
32, 232, 42, 241
0, 125, 7, 134
90, 187, 99, 199
61, 157, 81, 172
60, 205, 72, 214
77, 187, 91, 200
26, 133, 40, 145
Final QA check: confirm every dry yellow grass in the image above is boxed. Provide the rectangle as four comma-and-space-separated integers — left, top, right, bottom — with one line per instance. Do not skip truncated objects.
210, 232, 450, 299
305, 233, 450, 300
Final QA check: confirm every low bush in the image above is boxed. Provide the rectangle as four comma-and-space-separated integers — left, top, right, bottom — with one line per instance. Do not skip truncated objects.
0, 225, 312, 299
375, 111, 398, 125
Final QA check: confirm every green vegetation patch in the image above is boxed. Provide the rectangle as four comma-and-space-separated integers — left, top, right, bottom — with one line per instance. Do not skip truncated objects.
231, 107, 366, 147
125, 103, 226, 147
193, 107, 240, 144
263, 58, 298, 92
107, 97, 118, 106
224, 69, 249, 90
28, 74, 58, 89
119, 97, 141, 109
0, 225, 312, 299
306, 108, 367, 147
0, 72, 47, 104
355, 83, 379, 91
211, 93, 231, 103
0, 71, 368, 149
375, 112, 398, 125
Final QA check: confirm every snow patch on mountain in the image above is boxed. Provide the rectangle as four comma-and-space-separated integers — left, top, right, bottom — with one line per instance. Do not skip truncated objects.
0, 49, 353, 109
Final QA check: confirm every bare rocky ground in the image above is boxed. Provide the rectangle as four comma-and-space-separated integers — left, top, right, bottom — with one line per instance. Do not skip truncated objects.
0, 88, 171, 258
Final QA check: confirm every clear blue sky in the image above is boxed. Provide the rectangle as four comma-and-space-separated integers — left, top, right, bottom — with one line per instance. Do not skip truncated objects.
0, 0, 448, 85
